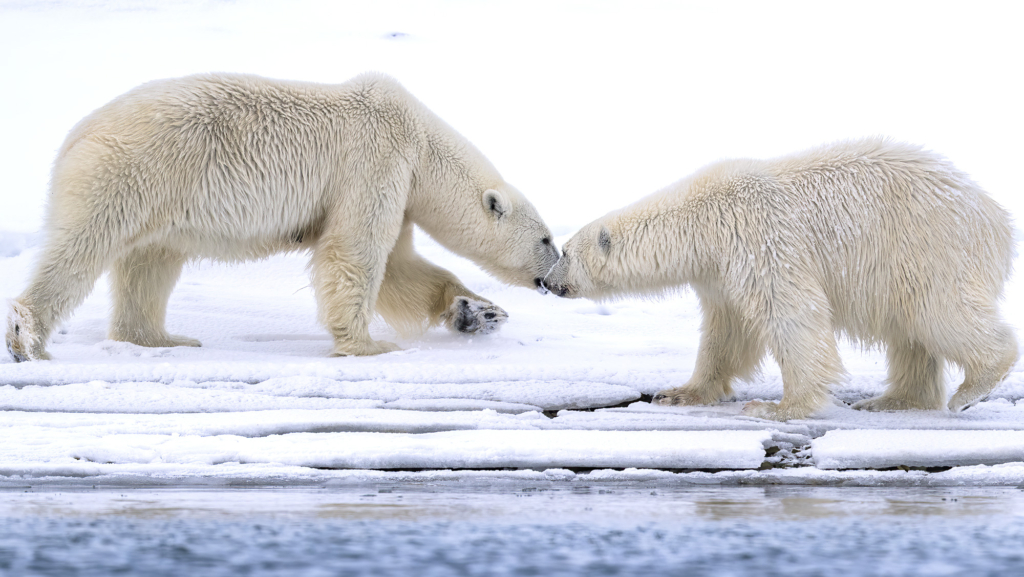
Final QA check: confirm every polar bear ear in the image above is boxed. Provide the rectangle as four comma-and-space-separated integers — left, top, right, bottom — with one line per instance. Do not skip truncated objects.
483, 189, 508, 219
598, 226, 612, 254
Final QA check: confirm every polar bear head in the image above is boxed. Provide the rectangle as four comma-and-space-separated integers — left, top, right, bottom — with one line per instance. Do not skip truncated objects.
545, 207, 698, 301
544, 178, 706, 301
542, 220, 615, 299
470, 184, 561, 288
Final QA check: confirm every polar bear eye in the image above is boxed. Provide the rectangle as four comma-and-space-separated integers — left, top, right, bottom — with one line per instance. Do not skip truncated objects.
541, 237, 551, 245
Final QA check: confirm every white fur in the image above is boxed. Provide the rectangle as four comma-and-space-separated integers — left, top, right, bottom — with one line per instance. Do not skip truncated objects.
544, 138, 1018, 421
5, 73, 559, 361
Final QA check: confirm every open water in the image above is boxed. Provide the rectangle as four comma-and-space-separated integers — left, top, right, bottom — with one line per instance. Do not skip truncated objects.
1, 484, 1023, 576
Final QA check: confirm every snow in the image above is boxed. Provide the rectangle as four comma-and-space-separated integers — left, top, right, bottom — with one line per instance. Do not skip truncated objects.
0, 377, 640, 412
813, 430, 1024, 469
1, 0, 1024, 486
0, 409, 550, 437
64, 430, 770, 470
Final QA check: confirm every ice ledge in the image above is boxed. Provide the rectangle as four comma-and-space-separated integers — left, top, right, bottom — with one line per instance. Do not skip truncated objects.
59, 430, 771, 471
813, 430, 1024, 469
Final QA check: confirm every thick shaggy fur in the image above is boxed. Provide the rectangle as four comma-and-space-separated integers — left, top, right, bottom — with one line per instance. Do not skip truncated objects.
544, 138, 1018, 421
6, 73, 559, 361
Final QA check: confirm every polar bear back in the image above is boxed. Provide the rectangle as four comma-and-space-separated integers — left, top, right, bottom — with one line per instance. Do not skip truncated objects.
685, 138, 1014, 345
50, 73, 424, 261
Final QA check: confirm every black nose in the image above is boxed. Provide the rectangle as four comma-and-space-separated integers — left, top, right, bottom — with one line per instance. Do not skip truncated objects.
534, 277, 544, 288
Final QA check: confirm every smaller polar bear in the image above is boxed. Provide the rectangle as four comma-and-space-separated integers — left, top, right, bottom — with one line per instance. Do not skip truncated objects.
6, 73, 560, 362
543, 138, 1018, 421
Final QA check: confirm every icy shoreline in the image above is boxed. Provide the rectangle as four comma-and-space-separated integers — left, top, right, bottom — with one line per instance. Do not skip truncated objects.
3, 485, 1022, 577
4, 462, 1024, 489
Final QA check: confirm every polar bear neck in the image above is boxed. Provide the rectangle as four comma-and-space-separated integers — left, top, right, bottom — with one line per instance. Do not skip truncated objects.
593, 181, 714, 296
406, 115, 506, 255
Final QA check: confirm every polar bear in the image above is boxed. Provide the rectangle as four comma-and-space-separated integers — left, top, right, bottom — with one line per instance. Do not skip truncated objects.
543, 138, 1018, 421
5, 73, 559, 362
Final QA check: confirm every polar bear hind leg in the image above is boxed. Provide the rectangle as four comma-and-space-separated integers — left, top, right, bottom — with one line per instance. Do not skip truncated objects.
853, 340, 945, 411
376, 221, 508, 337
654, 299, 763, 406
855, 296, 1019, 413
6, 210, 113, 361
109, 245, 200, 348
946, 317, 1018, 412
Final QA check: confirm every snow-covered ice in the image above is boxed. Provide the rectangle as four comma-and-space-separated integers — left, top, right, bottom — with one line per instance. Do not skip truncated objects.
61, 430, 770, 470
1, 0, 1024, 486
813, 430, 1024, 469
0, 377, 640, 413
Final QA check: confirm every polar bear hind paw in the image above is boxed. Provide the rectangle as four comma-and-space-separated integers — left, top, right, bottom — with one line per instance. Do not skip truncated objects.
6, 337, 28, 362
652, 386, 721, 406
127, 333, 202, 348
741, 400, 786, 421
6, 301, 51, 362
947, 391, 987, 413
741, 400, 814, 421
329, 339, 401, 357
851, 395, 933, 412
443, 297, 508, 335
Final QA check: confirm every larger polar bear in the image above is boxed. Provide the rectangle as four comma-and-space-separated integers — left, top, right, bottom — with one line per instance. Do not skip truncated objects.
543, 138, 1018, 421
5, 73, 559, 362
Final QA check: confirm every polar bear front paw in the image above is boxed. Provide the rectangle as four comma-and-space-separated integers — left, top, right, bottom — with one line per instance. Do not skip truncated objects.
442, 297, 508, 335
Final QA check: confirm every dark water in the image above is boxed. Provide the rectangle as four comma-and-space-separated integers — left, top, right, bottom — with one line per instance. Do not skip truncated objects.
2, 485, 1023, 576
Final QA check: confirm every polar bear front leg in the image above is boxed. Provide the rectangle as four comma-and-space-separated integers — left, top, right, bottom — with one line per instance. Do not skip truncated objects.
311, 228, 401, 357
740, 288, 842, 421
653, 301, 762, 407
376, 221, 508, 337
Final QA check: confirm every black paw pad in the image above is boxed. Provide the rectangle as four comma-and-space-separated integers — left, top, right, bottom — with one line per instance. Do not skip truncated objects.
454, 299, 479, 333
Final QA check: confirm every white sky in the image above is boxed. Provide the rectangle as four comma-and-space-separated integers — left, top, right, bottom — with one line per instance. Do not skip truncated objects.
1, 0, 1022, 233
